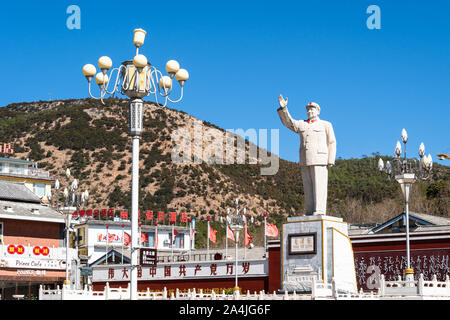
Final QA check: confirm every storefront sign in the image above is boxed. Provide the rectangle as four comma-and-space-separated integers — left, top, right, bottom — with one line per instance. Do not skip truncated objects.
0, 143, 14, 155
73, 209, 190, 225
16, 269, 47, 276
140, 248, 157, 266
0, 257, 65, 270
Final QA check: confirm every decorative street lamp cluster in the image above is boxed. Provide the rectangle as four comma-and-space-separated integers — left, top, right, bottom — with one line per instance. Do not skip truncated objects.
53, 168, 89, 210
377, 128, 433, 282
377, 128, 433, 180
82, 28, 189, 300
82, 28, 189, 106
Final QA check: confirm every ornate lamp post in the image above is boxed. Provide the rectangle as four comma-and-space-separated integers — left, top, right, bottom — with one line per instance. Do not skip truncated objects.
227, 199, 246, 293
82, 28, 189, 300
54, 168, 88, 286
378, 128, 433, 281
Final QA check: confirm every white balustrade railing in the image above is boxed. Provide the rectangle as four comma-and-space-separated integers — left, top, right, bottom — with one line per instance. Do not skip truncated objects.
38, 281, 372, 300
379, 273, 450, 298
39, 273, 450, 300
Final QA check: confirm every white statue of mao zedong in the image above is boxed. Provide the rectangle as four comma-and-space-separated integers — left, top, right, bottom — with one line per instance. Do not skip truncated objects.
277, 94, 336, 215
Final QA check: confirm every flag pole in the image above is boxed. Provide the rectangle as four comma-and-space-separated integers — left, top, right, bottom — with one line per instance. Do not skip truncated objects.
171, 223, 174, 262
225, 218, 228, 259
207, 217, 210, 259
188, 218, 191, 261
243, 208, 247, 260
121, 223, 124, 264
264, 212, 267, 256
192, 218, 196, 250
155, 222, 158, 249
244, 221, 247, 260
105, 225, 108, 265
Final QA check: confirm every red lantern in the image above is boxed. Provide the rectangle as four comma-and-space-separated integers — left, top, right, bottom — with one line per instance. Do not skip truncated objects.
16, 245, 25, 255
33, 246, 41, 255
41, 247, 49, 256
7, 245, 16, 254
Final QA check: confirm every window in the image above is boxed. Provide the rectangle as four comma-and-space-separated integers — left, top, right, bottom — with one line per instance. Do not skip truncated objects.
10, 163, 25, 174
33, 183, 46, 198
0, 222, 3, 244
142, 232, 155, 247
171, 233, 185, 249
77, 227, 86, 246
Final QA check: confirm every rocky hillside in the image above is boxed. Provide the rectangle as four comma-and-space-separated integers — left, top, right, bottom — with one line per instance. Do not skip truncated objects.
0, 98, 448, 247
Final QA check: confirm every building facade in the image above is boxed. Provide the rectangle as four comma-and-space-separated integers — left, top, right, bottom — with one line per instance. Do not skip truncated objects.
0, 157, 54, 204
349, 212, 450, 292
0, 180, 75, 300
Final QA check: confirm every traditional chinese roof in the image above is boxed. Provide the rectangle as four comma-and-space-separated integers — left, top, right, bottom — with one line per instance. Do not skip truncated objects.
90, 249, 131, 266
0, 180, 64, 223
349, 211, 450, 236
0, 180, 41, 203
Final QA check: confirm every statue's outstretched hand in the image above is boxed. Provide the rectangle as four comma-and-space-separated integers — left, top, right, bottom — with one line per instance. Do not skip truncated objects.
278, 94, 288, 109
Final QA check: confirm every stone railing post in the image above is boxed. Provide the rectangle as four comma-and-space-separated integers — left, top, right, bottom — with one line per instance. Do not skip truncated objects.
378, 275, 385, 296
311, 277, 316, 299
331, 278, 337, 299
418, 273, 424, 296
105, 282, 110, 300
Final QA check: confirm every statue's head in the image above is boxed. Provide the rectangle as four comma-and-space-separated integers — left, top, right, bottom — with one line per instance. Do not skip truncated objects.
305, 102, 320, 120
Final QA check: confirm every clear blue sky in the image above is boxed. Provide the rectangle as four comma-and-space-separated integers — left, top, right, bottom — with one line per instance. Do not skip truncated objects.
0, 1, 449, 163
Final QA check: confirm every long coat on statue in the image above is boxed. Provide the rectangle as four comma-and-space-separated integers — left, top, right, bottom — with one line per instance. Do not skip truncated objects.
277, 107, 336, 166
277, 105, 336, 215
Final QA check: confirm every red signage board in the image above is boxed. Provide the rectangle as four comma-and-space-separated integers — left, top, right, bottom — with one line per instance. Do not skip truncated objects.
0, 143, 14, 155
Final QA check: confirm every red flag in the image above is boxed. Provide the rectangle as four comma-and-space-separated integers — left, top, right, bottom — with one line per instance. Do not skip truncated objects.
174, 229, 179, 237
209, 225, 217, 243
107, 233, 115, 243
123, 232, 131, 246
245, 225, 252, 248
265, 222, 279, 237
227, 226, 235, 241
141, 232, 149, 243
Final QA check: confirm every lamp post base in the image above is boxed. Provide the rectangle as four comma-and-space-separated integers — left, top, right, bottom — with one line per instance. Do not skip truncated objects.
405, 268, 415, 286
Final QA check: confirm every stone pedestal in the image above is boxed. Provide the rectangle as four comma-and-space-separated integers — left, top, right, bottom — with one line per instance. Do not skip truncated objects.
281, 215, 357, 293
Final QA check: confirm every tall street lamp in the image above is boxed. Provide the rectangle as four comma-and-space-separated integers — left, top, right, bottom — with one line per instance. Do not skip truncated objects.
82, 28, 189, 300
227, 199, 245, 293
378, 128, 433, 281
57, 168, 88, 287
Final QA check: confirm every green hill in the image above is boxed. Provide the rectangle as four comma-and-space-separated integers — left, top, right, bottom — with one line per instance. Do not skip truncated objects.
0, 98, 448, 248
